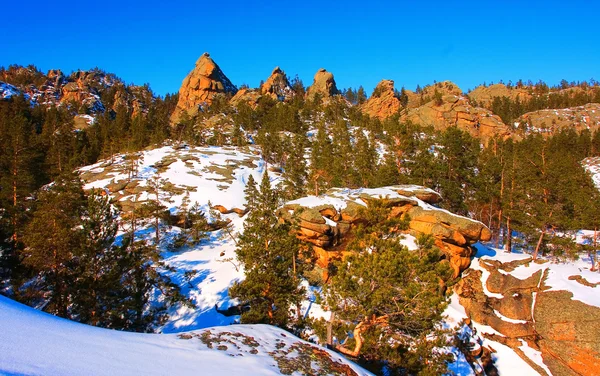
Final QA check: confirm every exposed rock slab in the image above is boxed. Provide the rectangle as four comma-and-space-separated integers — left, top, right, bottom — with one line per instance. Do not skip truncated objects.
456, 255, 600, 376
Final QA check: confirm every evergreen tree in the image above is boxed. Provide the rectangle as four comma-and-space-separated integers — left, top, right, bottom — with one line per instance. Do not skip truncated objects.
282, 135, 308, 200
20, 172, 87, 318
354, 128, 378, 187
356, 86, 367, 105
309, 121, 333, 195
322, 201, 453, 374
230, 172, 310, 326
70, 190, 122, 326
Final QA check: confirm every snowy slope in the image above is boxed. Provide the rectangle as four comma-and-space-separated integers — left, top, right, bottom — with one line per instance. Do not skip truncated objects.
0, 295, 372, 376
80, 145, 280, 332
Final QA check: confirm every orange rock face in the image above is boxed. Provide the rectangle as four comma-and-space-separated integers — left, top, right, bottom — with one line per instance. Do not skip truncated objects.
171, 53, 237, 123
402, 94, 512, 142
361, 79, 402, 119
260, 66, 294, 101
230, 66, 294, 108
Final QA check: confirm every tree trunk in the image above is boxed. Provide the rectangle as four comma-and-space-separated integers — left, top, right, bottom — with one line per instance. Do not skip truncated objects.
335, 321, 366, 358
533, 230, 546, 260
12, 159, 18, 243
506, 216, 512, 253
327, 311, 335, 347
335, 315, 388, 358
592, 227, 598, 272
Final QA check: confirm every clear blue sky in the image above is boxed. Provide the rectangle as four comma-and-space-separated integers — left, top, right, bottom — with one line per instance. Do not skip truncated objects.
2, 0, 599, 97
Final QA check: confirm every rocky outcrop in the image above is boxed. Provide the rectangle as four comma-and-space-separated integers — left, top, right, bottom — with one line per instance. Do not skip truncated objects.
278, 186, 491, 280
230, 67, 294, 108
171, 53, 237, 123
306, 68, 340, 101
469, 83, 532, 107
402, 94, 512, 141
456, 256, 600, 376
1, 65, 151, 125
261, 66, 293, 101
361, 79, 402, 119
230, 88, 262, 108
402, 81, 463, 109
515, 103, 600, 134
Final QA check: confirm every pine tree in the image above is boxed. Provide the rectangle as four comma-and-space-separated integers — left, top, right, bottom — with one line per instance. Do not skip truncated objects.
309, 121, 333, 195
230, 172, 310, 326
331, 119, 356, 187
20, 172, 87, 318
322, 201, 452, 374
282, 135, 308, 200
0, 95, 43, 246
70, 189, 122, 326
357, 86, 367, 105
354, 128, 377, 187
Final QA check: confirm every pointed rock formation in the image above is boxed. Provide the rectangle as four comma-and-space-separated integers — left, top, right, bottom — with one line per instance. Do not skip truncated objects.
361, 79, 402, 119
171, 53, 237, 123
260, 66, 293, 101
230, 66, 294, 108
306, 68, 340, 101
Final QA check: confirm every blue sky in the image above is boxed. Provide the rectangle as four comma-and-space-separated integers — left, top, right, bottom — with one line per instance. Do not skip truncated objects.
2, 0, 599, 97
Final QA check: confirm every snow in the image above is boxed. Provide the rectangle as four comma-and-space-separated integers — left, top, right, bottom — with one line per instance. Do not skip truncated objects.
77, 145, 279, 332
474, 244, 600, 309
493, 310, 528, 324
0, 295, 371, 376
0, 81, 22, 99
488, 340, 540, 376
399, 233, 418, 251
519, 339, 552, 376
467, 258, 504, 299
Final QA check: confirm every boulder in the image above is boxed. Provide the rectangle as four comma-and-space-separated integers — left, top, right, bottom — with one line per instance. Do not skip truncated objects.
230, 88, 261, 108
535, 290, 600, 376
171, 53, 237, 124
306, 68, 340, 101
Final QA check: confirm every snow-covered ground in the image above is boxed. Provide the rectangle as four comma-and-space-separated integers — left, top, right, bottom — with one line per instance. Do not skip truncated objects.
0, 295, 371, 376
